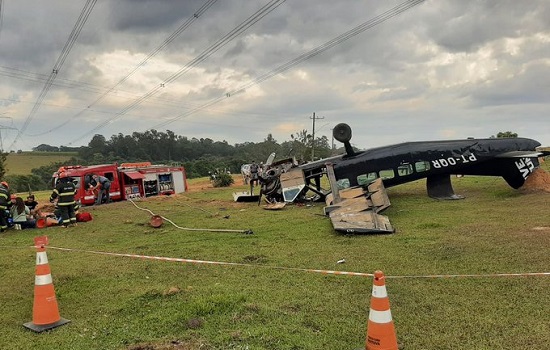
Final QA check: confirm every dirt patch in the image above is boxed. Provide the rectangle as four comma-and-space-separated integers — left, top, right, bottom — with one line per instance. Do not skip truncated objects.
186, 174, 245, 193
127, 339, 207, 350
35, 203, 56, 212
520, 168, 550, 193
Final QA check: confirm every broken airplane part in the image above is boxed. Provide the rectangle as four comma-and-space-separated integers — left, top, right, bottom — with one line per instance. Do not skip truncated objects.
234, 152, 278, 202
258, 123, 550, 234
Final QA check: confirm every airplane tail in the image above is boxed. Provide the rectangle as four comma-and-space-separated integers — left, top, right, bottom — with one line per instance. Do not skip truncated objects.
462, 154, 545, 189
495, 146, 549, 188
501, 156, 541, 189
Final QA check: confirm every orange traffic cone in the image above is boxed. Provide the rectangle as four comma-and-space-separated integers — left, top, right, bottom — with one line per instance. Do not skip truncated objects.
36, 217, 59, 229
23, 236, 70, 332
365, 270, 398, 350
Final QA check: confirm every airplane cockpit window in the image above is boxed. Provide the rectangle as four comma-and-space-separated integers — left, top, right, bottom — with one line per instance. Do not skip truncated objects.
357, 172, 378, 185
336, 178, 351, 189
283, 185, 306, 202
379, 169, 395, 180
397, 164, 413, 176
415, 161, 431, 172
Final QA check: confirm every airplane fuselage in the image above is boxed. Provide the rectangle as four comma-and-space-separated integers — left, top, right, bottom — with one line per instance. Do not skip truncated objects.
257, 123, 549, 232
300, 137, 543, 191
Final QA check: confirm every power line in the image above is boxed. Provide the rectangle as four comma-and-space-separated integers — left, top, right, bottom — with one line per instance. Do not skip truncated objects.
0, 0, 4, 43
8, 0, 425, 148
0, 65, 118, 95
147, 0, 426, 131
1, 87, 299, 126
7, 0, 97, 150
1, 65, 220, 111
29, 0, 220, 137
67, 0, 287, 145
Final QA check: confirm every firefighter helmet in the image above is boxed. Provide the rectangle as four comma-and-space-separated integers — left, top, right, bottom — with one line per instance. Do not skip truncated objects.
58, 172, 68, 179
0, 181, 8, 188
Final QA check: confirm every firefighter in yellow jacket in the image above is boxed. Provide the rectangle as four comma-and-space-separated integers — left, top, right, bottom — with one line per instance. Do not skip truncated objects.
50, 172, 77, 227
0, 181, 10, 232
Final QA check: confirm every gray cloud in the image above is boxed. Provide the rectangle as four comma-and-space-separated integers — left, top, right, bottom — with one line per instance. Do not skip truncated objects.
0, 0, 548, 152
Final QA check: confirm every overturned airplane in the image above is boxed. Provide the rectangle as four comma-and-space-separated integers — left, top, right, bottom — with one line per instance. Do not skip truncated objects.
257, 123, 550, 234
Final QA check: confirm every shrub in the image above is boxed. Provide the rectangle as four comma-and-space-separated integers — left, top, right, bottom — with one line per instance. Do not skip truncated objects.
4, 174, 49, 192
212, 172, 234, 187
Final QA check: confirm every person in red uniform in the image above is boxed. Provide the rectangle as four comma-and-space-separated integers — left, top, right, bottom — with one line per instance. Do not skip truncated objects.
50, 172, 77, 227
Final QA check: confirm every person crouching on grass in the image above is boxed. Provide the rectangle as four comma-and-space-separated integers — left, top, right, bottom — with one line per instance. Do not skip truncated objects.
50, 172, 77, 228
25, 194, 39, 215
10, 197, 36, 229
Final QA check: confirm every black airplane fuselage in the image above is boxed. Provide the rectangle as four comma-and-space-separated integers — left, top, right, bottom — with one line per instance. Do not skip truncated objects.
260, 122, 549, 203
300, 138, 540, 198
299, 137, 543, 193
258, 123, 548, 232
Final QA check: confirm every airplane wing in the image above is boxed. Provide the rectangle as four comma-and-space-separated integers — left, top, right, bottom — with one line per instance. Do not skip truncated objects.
324, 178, 394, 234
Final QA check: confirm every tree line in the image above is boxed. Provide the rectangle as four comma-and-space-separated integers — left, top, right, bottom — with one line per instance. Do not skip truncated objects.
2, 129, 336, 192
2, 128, 524, 193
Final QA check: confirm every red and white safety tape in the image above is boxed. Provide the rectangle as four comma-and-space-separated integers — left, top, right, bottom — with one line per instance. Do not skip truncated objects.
48, 246, 373, 277
46, 246, 549, 279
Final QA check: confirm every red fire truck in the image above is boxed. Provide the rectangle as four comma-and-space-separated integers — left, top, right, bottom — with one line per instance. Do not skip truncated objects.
52, 162, 188, 205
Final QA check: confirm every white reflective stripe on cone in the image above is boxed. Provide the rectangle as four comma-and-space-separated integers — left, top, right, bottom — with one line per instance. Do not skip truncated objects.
35, 274, 53, 286
369, 309, 393, 323
36, 252, 48, 265
372, 285, 388, 298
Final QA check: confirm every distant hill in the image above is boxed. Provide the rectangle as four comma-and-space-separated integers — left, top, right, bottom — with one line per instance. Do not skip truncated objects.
5, 151, 78, 175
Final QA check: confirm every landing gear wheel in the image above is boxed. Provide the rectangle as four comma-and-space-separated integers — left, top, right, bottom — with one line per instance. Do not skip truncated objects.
333, 123, 352, 143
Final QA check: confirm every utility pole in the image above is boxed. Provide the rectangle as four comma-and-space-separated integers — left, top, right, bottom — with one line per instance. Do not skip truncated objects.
310, 112, 324, 161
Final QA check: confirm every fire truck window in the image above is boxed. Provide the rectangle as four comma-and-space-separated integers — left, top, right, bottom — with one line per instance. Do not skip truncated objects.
397, 164, 413, 176
158, 174, 172, 182
357, 172, 377, 185
415, 161, 431, 172
104, 173, 115, 181
379, 169, 395, 180
71, 177, 81, 189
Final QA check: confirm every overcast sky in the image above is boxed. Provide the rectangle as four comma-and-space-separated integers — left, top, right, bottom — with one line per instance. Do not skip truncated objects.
0, 0, 548, 152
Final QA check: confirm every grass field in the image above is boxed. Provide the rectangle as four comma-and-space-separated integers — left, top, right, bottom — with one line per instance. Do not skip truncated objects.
5, 152, 78, 175
0, 164, 549, 349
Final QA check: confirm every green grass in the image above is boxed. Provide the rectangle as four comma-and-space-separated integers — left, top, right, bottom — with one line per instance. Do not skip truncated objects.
5, 152, 77, 175
0, 165, 549, 349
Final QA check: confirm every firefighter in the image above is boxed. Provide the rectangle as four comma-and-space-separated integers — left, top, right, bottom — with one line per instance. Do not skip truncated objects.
50, 172, 77, 227
0, 181, 10, 232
